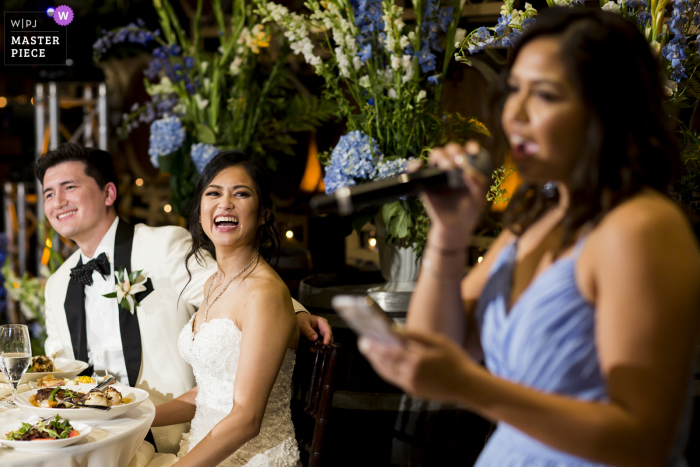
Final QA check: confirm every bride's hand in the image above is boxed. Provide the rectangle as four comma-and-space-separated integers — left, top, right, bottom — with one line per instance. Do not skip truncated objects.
297, 313, 333, 344
410, 141, 488, 249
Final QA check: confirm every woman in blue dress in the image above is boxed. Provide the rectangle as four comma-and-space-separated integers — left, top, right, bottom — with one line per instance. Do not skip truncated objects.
360, 7, 700, 467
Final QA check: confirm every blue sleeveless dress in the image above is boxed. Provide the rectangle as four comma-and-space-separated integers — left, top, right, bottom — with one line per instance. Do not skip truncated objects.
473, 238, 692, 467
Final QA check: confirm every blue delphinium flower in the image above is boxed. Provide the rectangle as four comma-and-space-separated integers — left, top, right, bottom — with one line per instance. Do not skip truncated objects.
373, 158, 413, 180
190, 143, 219, 174
368, 97, 375, 106
663, 0, 691, 82
148, 116, 186, 168
495, 15, 511, 36
358, 44, 373, 63
428, 74, 440, 85
416, 46, 437, 73
351, 0, 384, 47
324, 131, 383, 194
92, 21, 157, 55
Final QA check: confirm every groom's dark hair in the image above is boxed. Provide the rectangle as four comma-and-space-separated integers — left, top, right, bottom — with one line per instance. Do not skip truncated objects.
35, 143, 119, 200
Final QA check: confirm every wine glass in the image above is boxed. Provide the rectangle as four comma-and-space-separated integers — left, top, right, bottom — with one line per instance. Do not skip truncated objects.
0, 324, 32, 409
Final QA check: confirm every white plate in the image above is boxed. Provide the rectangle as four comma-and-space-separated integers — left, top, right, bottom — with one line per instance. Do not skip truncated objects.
0, 359, 89, 384
0, 417, 92, 450
15, 383, 150, 421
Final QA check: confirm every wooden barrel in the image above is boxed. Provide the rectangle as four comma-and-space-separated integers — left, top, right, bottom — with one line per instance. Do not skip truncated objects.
297, 273, 491, 467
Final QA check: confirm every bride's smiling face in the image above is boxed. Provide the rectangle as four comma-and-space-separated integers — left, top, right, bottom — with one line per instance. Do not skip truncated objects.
200, 165, 262, 249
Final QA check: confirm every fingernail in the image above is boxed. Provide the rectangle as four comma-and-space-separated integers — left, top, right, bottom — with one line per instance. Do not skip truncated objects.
358, 337, 371, 353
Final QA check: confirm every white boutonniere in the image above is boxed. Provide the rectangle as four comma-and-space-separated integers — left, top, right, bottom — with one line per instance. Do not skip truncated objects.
102, 269, 147, 314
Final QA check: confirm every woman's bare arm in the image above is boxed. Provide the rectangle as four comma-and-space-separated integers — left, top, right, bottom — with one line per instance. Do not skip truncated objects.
152, 387, 198, 427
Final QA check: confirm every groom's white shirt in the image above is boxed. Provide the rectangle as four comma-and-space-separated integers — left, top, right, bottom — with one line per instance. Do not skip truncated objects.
80, 217, 129, 384
45, 219, 309, 454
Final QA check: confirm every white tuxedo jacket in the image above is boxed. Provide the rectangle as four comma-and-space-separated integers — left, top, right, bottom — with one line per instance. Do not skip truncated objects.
44, 220, 306, 453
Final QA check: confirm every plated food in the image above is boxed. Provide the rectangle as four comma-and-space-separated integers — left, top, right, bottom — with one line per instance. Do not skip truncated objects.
0, 415, 92, 451
30, 385, 129, 408
27, 355, 55, 373
5, 414, 78, 441
37, 375, 96, 388
16, 383, 149, 421
0, 358, 89, 384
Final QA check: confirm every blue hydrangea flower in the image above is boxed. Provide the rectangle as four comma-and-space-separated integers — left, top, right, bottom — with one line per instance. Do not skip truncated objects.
324, 131, 384, 194
148, 116, 186, 168
373, 158, 413, 180
190, 143, 219, 174
323, 164, 356, 194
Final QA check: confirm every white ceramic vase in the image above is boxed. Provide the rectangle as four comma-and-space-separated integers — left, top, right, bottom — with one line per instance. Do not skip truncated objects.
371, 215, 421, 292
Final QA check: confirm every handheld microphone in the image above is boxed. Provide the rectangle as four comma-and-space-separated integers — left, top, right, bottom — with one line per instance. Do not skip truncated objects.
310, 148, 492, 216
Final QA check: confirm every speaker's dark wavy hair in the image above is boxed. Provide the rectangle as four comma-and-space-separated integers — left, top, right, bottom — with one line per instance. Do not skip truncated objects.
183, 150, 280, 286
499, 7, 679, 246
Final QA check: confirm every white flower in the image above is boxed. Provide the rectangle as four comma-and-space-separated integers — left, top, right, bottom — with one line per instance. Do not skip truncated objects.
664, 79, 678, 96
388, 89, 398, 99
402, 64, 414, 83
360, 76, 371, 88
194, 94, 209, 110
200, 61, 209, 74
391, 55, 401, 71
353, 56, 363, 70
106, 268, 147, 314
416, 90, 426, 102
401, 55, 412, 70
147, 76, 177, 96
455, 28, 466, 45
229, 57, 243, 76
399, 35, 410, 49
601, 1, 622, 13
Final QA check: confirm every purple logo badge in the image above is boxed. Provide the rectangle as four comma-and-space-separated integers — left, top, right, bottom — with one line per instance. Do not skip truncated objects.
53, 5, 73, 26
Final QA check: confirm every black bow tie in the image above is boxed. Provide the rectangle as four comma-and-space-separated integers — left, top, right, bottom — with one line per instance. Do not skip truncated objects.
70, 252, 111, 286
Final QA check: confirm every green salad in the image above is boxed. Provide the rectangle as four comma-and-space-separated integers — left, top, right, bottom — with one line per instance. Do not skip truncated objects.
5, 415, 79, 441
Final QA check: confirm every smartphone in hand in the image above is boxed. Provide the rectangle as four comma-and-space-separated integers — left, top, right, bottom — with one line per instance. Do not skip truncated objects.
331, 295, 403, 346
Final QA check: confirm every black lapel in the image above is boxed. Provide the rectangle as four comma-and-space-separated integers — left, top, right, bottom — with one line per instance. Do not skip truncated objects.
113, 219, 143, 388
64, 258, 88, 363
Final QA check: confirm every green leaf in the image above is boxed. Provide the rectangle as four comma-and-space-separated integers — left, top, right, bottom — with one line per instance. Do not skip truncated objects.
196, 124, 217, 144
382, 201, 402, 225
158, 154, 173, 174
102, 292, 118, 299
129, 269, 144, 284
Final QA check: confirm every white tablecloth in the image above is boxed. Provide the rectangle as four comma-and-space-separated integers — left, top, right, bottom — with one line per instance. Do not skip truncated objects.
0, 399, 155, 467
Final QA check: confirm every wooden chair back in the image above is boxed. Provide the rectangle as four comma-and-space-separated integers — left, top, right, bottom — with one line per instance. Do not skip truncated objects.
293, 338, 342, 467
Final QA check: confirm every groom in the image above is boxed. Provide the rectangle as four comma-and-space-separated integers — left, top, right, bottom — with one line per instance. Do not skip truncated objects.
37, 143, 331, 453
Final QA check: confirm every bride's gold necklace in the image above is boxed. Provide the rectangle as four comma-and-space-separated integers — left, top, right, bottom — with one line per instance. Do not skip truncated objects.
203, 252, 260, 324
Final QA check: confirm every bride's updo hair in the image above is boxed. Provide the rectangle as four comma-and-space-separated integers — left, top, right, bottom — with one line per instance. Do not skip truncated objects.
183, 150, 280, 282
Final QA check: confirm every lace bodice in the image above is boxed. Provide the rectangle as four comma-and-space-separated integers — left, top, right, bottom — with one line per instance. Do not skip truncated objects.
176, 315, 299, 466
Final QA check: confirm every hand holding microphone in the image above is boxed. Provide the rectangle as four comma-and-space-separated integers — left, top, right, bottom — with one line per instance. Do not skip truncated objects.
309, 141, 492, 219
419, 141, 491, 247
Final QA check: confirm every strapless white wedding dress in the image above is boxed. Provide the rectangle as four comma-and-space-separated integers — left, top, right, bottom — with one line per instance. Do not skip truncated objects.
175, 315, 300, 466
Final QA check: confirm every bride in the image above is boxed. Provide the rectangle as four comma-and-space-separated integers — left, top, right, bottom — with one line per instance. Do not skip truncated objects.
151, 150, 300, 466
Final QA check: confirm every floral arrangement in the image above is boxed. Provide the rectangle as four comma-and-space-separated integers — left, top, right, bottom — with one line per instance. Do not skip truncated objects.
256, 0, 490, 254
95, 0, 333, 216
103, 269, 147, 314
456, 0, 700, 215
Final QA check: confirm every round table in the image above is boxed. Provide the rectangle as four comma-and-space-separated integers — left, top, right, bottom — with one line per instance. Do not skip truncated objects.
0, 399, 155, 467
